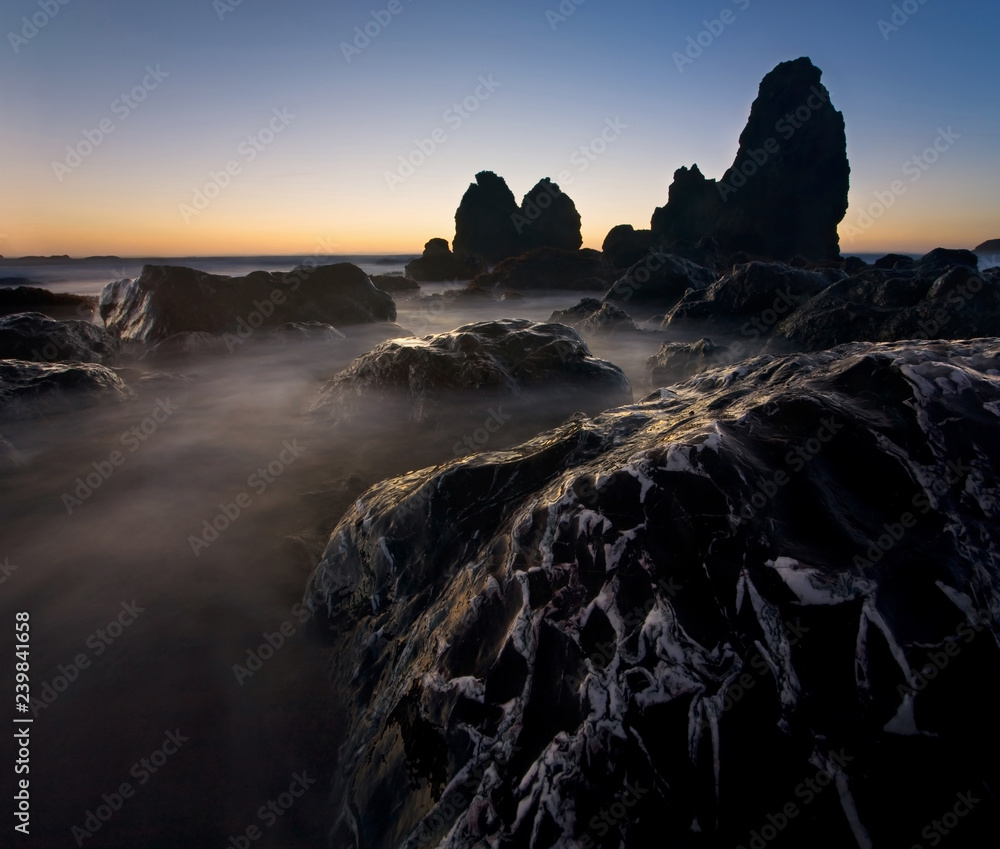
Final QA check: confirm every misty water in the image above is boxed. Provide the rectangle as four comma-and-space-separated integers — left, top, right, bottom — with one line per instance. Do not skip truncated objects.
0, 257, 687, 848
4, 251, 998, 847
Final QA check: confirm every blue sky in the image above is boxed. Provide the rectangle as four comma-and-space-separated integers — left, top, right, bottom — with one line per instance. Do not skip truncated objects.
1, 0, 997, 255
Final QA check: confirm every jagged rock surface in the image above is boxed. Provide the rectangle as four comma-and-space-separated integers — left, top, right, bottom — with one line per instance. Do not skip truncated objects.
0, 360, 133, 420
0, 312, 118, 364
306, 339, 1000, 849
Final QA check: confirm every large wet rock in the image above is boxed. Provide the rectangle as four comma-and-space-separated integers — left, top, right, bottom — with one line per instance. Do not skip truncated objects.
100, 263, 396, 345
0, 286, 98, 320
651, 57, 850, 262
404, 239, 484, 283
665, 262, 844, 332
770, 249, 999, 352
0, 360, 133, 420
306, 338, 1000, 849
470, 248, 613, 293
604, 252, 717, 313
308, 319, 632, 454
0, 312, 118, 364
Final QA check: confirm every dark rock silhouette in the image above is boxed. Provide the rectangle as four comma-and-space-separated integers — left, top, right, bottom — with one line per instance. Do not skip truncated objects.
0, 360, 132, 421
404, 239, 483, 282
453, 171, 584, 264
515, 178, 582, 252
469, 247, 612, 292
873, 253, 915, 270
651, 57, 849, 262
602, 225, 659, 270
305, 338, 1000, 849
100, 263, 395, 346
453, 171, 524, 264
604, 252, 717, 313
975, 239, 1000, 253
0, 312, 117, 364
0, 286, 97, 320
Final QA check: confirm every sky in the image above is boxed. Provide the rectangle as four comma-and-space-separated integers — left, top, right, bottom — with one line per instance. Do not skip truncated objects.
0, 0, 998, 258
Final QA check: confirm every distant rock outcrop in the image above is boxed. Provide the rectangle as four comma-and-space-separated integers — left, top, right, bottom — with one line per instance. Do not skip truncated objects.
549, 298, 639, 335
404, 239, 484, 282
453, 171, 584, 265
650, 57, 849, 262
100, 263, 396, 346
601, 225, 659, 270
975, 239, 1000, 253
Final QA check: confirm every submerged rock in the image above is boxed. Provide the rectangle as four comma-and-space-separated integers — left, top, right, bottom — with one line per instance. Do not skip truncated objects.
0, 312, 118, 364
0, 360, 133, 420
549, 299, 639, 335
306, 338, 1000, 849
369, 273, 421, 293
100, 263, 396, 346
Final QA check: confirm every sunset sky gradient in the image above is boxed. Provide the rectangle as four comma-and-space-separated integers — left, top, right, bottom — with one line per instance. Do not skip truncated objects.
1, 0, 997, 257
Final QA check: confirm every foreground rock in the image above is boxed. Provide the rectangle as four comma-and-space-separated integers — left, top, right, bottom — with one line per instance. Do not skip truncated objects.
0, 286, 97, 320
770, 249, 999, 352
308, 319, 632, 455
306, 338, 1000, 849
404, 239, 483, 282
650, 57, 849, 262
0, 312, 118, 364
0, 360, 133, 420
100, 263, 396, 346
470, 248, 612, 293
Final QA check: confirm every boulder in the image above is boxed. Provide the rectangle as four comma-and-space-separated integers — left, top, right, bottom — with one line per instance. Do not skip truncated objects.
100, 263, 396, 346
0, 312, 117, 364
602, 225, 660, 270
665, 262, 841, 331
0, 360, 133, 420
404, 239, 484, 282
305, 337, 1000, 849
308, 319, 632, 442
974, 239, 1000, 253
770, 249, 999, 352
604, 252, 717, 313
0, 286, 98, 320
369, 273, 420, 293
549, 299, 639, 335
651, 58, 850, 262
647, 337, 733, 384
470, 248, 612, 293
